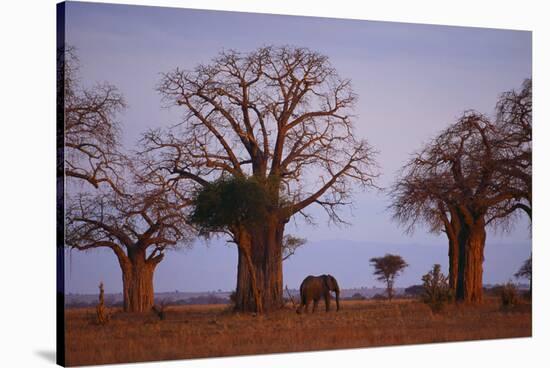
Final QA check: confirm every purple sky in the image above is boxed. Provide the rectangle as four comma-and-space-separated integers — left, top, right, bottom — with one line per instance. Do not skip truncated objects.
63, 1, 532, 294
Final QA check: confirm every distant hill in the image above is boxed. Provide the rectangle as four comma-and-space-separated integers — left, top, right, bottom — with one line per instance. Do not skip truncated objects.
65, 283, 529, 308
65, 288, 400, 308
65, 290, 232, 308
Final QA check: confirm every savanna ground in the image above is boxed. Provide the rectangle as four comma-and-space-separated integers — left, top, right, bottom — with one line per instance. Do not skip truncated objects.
65, 298, 531, 366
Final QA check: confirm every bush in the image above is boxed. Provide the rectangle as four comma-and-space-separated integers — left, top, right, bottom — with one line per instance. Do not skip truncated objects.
371, 293, 387, 301
404, 284, 424, 297
350, 292, 366, 300
500, 282, 519, 308
483, 285, 503, 296
96, 282, 110, 325
421, 264, 453, 312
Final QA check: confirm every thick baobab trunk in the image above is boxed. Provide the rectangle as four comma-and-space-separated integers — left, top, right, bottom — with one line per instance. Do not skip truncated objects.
441, 206, 461, 295
118, 248, 157, 313
448, 235, 459, 293
234, 216, 285, 313
235, 230, 263, 312
456, 222, 486, 303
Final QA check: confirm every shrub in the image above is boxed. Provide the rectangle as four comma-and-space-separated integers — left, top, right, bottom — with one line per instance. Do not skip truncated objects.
152, 303, 167, 320
500, 282, 519, 308
405, 284, 424, 297
371, 293, 387, 301
421, 264, 453, 312
483, 285, 503, 296
351, 292, 366, 300
96, 282, 110, 325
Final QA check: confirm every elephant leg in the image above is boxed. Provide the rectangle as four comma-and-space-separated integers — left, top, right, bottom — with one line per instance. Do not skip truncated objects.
325, 293, 331, 312
304, 300, 310, 314
313, 299, 319, 313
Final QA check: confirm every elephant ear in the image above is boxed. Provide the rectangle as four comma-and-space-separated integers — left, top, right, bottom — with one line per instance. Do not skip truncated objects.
322, 275, 331, 290
325, 274, 338, 291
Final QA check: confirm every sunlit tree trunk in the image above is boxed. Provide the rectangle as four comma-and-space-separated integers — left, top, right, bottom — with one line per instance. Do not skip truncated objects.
118, 247, 159, 313
234, 215, 285, 313
456, 220, 486, 303
440, 205, 461, 295
148, 47, 377, 313
448, 234, 459, 293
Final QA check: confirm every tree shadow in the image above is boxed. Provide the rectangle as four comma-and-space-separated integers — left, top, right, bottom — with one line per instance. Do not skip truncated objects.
35, 350, 56, 363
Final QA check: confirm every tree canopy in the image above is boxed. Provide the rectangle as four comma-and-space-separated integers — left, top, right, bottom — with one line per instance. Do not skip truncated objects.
369, 254, 408, 300
62, 46, 194, 312
140, 46, 379, 312
390, 79, 532, 303
142, 45, 378, 224
60, 46, 127, 194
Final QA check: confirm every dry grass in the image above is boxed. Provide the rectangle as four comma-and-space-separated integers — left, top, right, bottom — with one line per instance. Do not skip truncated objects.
65, 298, 531, 366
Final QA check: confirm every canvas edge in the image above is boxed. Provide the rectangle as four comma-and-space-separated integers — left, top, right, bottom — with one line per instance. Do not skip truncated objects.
56, 2, 66, 367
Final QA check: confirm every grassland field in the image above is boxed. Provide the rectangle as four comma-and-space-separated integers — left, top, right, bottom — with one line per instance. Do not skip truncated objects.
65, 298, 531, 366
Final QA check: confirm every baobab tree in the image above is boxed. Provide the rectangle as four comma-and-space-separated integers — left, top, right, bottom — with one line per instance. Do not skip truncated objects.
66, 175, 192, 312
142, 46, 377, 312
60, 46, 127, 193
61, 46, 194, 312
58, 46, 127, 290
391, 110, 530, 303
495, 78, 532, 220
390, 160, 462, 292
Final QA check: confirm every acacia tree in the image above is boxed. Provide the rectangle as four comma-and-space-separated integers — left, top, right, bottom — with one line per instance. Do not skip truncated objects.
391, 111, 529, 303
142, 46, 377, 312
369, 254, 408, 301
66, 175, 192, 312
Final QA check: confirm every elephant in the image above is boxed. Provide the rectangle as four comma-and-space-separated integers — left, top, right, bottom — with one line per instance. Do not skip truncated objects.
296, 274, 340, 314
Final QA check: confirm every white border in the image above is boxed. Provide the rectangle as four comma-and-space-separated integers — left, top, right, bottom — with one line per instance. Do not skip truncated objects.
1, 1, 548, 367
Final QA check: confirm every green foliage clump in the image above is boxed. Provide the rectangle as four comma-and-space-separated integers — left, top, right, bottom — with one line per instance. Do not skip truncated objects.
190, 176, 274, 233
421, 264, 453, 313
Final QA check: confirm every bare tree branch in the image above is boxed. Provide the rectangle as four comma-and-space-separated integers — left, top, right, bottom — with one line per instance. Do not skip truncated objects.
61, 46, 127, 195
141, 46, 378, 227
